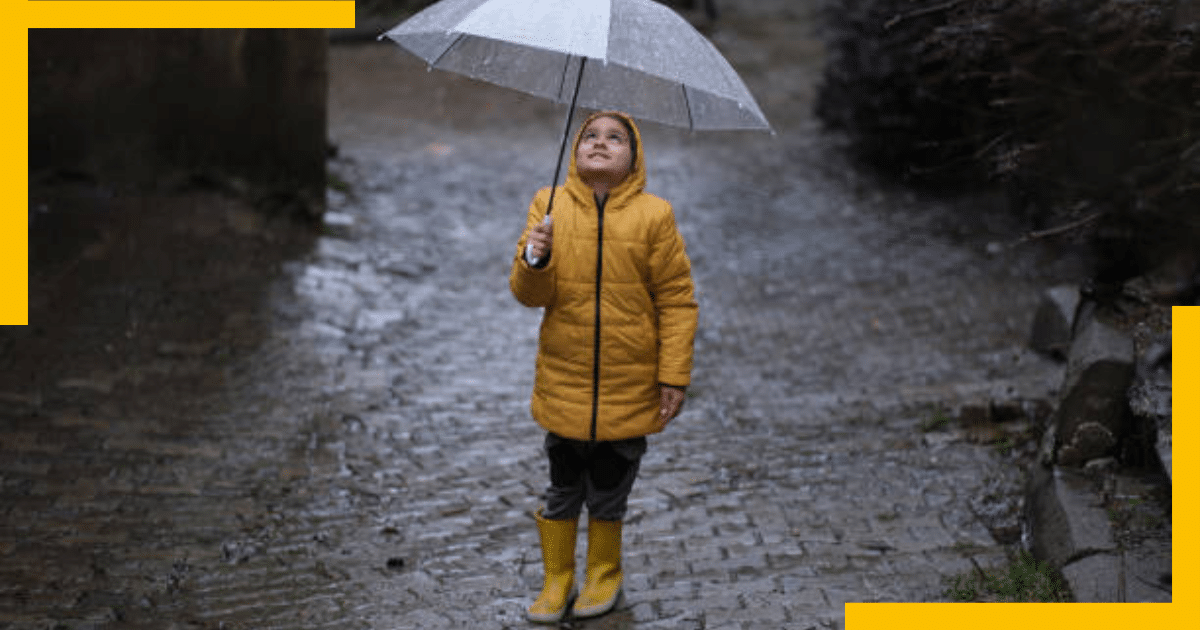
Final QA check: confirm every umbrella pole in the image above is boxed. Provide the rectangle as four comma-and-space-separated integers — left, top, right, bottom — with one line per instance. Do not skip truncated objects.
545, 56, 588, 217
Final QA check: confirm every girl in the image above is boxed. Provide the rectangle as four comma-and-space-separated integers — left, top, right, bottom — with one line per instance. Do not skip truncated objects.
510, 111, 698, 622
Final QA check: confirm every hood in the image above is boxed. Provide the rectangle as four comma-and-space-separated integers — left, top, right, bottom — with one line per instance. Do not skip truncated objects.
564, 110, 647, 208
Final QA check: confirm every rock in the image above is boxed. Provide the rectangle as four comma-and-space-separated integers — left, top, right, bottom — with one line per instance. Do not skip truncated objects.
1037, 422, 1057, 467
1029, 285, 1080, 359
1128, 334, 1172, 481
1154, 428, 1172, 484
1060, 546, 1172, 603
1057, 422, 1119, 468
1051, 314, 1134, 467
1122, 249, 1200, 304
1025, 465, 1114, 570
1060, 553, 1122, 602
1122, 542, 1173, 603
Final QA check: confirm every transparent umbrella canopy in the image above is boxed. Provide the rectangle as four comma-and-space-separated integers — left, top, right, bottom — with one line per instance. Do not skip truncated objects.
381, 0, 771, 132
381, 0, 771, 232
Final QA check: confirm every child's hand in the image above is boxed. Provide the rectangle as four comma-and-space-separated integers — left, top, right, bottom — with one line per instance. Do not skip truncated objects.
657, 384, 686, 430
527, 215, 553, 261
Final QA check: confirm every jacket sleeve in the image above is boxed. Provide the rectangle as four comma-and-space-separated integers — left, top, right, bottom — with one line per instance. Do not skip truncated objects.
648, 202, 698, 386
509, 189, 557, 308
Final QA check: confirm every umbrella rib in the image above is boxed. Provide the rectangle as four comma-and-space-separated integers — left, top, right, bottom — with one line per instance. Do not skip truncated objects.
556, 55, 573, 103
429, 32, 466, 70
681, 84, 694, 132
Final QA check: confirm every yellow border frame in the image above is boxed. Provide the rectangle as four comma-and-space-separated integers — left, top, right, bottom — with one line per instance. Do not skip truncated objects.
7, 4, 1193, 630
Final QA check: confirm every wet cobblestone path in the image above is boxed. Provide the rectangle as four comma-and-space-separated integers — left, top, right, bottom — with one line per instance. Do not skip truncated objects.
5, 4, 1089, 629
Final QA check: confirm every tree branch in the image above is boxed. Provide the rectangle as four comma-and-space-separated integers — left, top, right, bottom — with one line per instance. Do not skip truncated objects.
886, 0, 971, 30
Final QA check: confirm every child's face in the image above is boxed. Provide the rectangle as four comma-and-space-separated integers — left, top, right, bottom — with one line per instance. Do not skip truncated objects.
575, 116, 633, 186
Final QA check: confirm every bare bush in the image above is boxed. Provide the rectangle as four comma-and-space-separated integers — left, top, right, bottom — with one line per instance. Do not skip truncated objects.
818, 0, 1199, 281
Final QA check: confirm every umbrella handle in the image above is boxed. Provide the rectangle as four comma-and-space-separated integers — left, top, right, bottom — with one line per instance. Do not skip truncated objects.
525, 214, 551, 267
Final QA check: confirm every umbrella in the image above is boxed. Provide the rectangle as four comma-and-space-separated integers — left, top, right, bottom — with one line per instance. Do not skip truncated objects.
380, 0, 770, 219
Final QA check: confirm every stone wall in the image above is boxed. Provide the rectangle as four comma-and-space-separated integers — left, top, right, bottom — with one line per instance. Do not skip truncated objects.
1029, 287, 1172, 476
1024, 286, 1173, 601
29, 29, 327, 207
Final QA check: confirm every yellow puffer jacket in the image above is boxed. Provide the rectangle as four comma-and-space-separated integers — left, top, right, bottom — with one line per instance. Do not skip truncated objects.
510, 111, 698, 442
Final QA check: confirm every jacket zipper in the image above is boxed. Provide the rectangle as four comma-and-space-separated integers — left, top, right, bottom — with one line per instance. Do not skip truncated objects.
590, 196, 605, 442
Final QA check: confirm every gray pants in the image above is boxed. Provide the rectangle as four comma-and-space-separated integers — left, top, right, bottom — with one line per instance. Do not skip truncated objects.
542, 432, 647, 522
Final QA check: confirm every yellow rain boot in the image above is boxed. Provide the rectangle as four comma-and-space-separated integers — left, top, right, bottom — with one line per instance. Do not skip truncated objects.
572, 517, 624, 618
526, 510, 578, 624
